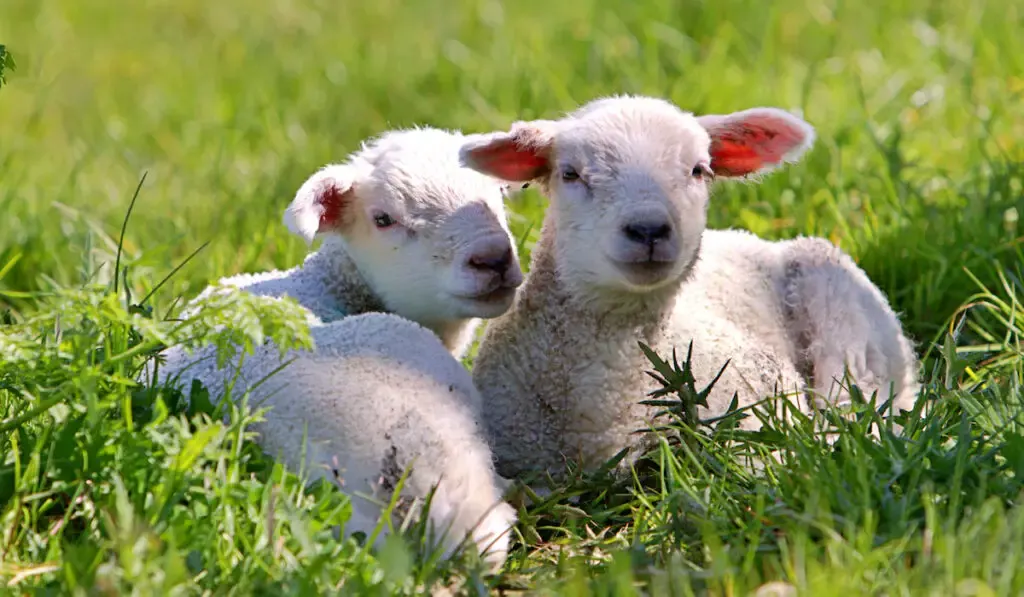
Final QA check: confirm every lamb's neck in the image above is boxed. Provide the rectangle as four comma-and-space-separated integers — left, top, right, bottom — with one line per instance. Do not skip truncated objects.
309, 237, 388, 316
421, 317, 481, 359
310, 237, 477, 357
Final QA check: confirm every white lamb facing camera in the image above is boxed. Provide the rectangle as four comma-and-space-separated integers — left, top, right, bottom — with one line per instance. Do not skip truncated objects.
460, 95, 920, 482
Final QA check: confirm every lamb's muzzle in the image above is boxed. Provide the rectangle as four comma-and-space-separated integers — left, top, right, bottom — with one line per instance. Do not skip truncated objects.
612, 203, 680, 287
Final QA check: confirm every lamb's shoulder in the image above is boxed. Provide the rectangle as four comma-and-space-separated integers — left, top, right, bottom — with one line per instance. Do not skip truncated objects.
684, 228, 796, 358
173, 267, 294, 320
311, 312, 483, 416
185, 252, 350, 325
689, 229, 783, 307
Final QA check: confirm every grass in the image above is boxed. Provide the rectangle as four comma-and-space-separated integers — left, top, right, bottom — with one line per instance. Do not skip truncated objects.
0, 45, 13, 90
1, 0, 1024, 593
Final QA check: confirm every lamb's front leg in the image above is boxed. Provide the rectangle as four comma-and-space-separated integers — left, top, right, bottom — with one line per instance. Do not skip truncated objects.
778, 237, 921, 417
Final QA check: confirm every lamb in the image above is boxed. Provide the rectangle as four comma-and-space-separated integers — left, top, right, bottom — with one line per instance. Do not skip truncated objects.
458, 95, 921, 482
153, 127, 523, 571
174, 126, 524, 357
175, 312, 519, 572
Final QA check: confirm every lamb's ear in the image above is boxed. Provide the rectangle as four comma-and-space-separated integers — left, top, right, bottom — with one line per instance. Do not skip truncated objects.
283, 164, 359, 246
696, 108, 815, 178
460, 120, 558, 182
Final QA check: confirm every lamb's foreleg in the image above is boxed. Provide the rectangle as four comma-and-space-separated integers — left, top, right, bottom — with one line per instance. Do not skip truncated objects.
779, 237, 921, 417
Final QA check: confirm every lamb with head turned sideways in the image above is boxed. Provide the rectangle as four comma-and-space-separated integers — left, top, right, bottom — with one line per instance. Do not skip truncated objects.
152, 127, 525, 572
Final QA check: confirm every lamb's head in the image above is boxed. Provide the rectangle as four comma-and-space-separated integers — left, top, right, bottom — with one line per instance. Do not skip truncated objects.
460, 96, 815, 298
284, 127, 524, 322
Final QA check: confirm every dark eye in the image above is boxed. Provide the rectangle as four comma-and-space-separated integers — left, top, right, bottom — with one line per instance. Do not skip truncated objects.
373, 213, 396, 228
561, 167, 580, 182
692, 163, 714, 181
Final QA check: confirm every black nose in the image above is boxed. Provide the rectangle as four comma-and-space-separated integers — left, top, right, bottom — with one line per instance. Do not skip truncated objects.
623, 222, 672, 246
468, 247, 513, 275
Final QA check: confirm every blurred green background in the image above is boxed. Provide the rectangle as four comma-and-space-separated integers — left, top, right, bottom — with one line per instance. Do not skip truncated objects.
1, 0, 1022, 343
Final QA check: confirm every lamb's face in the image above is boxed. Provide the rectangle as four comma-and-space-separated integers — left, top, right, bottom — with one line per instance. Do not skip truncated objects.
283, 128, 524, 324
544, 99, 713, 292
345, 155, 523, 322
460, 95, 816, 296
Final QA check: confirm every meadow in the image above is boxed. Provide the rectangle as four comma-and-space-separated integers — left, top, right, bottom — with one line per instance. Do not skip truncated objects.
1, 0, 1024, 594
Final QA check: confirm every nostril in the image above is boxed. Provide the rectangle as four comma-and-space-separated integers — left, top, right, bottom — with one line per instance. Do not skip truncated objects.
623, 222, 672, 245
623, 224, 646, 244
651, 223, 671, 241
495, 248, 513, 272
468, 247, 513, 274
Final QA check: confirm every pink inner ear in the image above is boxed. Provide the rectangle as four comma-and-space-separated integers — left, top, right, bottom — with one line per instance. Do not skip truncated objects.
708, 114, 808, 177
708, 139, 766, 177
468, 138, 549, 182
316, 181, 353, 231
